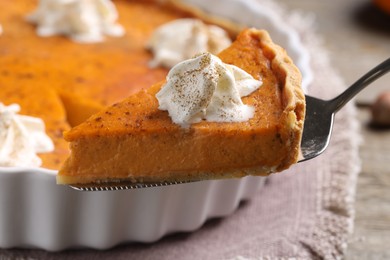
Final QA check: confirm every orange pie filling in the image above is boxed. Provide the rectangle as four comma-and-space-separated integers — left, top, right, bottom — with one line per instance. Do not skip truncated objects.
0, 1, 304, 183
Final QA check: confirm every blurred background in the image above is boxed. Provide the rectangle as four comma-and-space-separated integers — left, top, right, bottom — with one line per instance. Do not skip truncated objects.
278, 0, 390, 258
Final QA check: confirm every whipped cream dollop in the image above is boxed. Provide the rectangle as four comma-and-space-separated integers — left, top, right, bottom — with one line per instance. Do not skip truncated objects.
0, 103, 54, 167
26, 0, 125, 43
156, 53, 262, 127
147, 18, 232, 68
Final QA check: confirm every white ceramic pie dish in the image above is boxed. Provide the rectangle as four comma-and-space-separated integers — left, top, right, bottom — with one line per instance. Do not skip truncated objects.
0, 0, 312, 251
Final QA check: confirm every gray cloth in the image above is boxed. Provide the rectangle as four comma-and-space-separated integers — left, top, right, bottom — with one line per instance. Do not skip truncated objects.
0, 1, 361, 259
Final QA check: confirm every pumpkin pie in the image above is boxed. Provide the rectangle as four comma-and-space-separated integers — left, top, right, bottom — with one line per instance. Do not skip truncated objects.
57, 29, 305, 185
0, 0, 238, 169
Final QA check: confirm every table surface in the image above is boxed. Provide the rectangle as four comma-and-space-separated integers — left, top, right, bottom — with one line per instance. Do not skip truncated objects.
277, 0, 390, 258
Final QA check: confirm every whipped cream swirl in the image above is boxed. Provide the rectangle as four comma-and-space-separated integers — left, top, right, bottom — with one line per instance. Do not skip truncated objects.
147, 18, 232, 68
27, 0, 125, 43
156, 53, 262, 127
0, 103, 54, 167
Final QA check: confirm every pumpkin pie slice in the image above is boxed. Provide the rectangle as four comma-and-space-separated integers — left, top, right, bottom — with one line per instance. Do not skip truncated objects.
57, 29, 305, 185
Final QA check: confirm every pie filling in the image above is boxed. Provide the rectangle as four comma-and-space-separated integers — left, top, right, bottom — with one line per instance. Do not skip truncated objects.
0, 1, 305, 182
